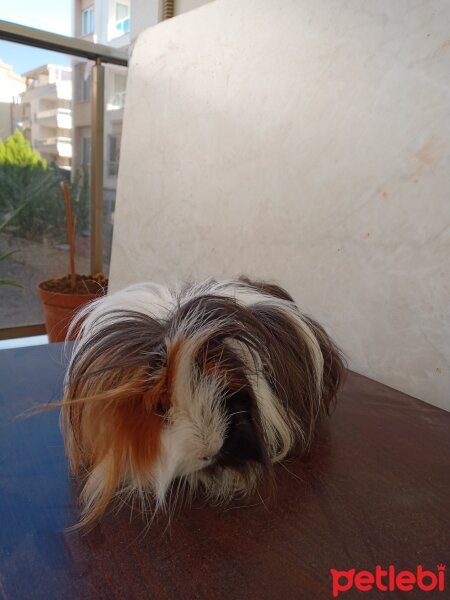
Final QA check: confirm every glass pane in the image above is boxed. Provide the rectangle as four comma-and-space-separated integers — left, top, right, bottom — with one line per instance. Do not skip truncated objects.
0, 9, 130, 333
0, 1, 72, 37
0, 0, 132, 44
103, 64, 127, 270
0, 43, 92, 330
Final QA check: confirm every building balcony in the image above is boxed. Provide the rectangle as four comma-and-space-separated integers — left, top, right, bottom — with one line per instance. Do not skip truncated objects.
22, 82, 56, 101
35, 136, 72, 158
116, 17, 130, 35
107, 18, 130, 45
72, 102, 90, 127
36, 108, 72, 129
22, 81, 72, 102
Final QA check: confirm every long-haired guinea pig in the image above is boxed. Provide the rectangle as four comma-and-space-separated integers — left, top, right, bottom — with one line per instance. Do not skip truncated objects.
62, 277, 345, 528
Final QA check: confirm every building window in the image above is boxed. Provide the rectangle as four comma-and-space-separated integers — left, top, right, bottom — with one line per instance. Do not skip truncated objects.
114, 73, 127, 94
116, 2, 129, 20
81, 7, 94, 36
108, 72, 127, 109
81, 73, 91, 102
81, 137, 91, 165
115, 3, 130, 34
108, 134, 120, 176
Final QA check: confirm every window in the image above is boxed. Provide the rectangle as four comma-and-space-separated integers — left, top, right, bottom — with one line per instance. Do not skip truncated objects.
81, 136, 91, 165
81, 73, 91, 102
81, 7, 94, 36
114, 73, 127, 94
115, 3, 130, 34
116, 3, 129, 20
108, 134, 120, 176
108, 72, 127, 109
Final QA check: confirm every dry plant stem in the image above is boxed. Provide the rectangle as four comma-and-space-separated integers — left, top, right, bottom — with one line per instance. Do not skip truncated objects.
62, 182, 76, 292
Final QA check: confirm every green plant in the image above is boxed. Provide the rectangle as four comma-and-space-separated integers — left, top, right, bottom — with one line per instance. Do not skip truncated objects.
0, 130, 50, 213
6, 167, 66, 240
71, 167, 90, 236
0, 131, 61, 240
0, 130, 46, 169
0, 203, 28, 287
0, 131, 90, 242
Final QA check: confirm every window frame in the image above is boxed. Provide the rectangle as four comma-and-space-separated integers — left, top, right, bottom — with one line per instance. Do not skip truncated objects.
81, 6, 95, 36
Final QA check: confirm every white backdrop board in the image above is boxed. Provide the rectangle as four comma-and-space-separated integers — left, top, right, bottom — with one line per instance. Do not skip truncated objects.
111, 0, 450, 410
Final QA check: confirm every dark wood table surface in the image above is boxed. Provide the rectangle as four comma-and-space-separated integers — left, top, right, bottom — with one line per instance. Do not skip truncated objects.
0, 343, 449, 600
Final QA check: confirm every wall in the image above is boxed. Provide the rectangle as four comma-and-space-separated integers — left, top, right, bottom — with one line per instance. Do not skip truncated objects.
0, 63, 25, 103
130, 0, 160, 41
111, 0, 450, 411
0, 103, 12, 140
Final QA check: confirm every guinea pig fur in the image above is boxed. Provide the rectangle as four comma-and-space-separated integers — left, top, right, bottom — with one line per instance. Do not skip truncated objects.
62, 277, 345, 528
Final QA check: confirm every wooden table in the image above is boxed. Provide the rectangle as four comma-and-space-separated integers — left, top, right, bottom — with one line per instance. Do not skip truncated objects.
0, 343, 449, 600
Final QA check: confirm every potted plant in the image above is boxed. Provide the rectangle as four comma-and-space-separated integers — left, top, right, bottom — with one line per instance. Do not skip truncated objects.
37, 183, 108, 343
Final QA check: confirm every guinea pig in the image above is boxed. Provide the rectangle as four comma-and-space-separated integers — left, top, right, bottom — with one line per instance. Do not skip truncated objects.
61, 277, 345, 528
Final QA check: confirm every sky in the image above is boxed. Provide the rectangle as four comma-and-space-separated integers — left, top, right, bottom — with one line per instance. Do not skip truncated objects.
0, 0, 72, 75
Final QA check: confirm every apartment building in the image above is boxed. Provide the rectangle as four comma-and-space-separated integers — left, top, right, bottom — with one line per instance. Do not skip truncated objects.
20, 64, 72, 170
72, 0, 130, 214
0, 60, 26, 140
71, 0, 214, 207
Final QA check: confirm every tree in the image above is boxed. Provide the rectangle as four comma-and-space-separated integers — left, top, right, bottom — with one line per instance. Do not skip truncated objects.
0, 130, 47, 169
0, 130, 55, 216
0, 131, 90, 242
0, 130, 62, 239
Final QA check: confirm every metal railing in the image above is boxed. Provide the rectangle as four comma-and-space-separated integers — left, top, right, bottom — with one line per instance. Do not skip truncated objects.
0, 20, 128, 339
36, 108, 72, 119
0, 20, 128, 66
35, 136, 72, 146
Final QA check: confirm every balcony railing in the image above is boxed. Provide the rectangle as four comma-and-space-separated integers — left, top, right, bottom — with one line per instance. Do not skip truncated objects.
36, 107, 71, 120
36, 108, 72, 129
35, 136, 72, 146
0, 19, 128, 339
0, 20, 128, 66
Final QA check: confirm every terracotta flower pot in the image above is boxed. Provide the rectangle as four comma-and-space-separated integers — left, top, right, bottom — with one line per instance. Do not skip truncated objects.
37, 274, 108, 343
37, 284, 99, 343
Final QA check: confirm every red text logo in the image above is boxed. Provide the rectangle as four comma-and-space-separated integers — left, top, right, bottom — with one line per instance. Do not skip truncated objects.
330, 564, 446, 597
